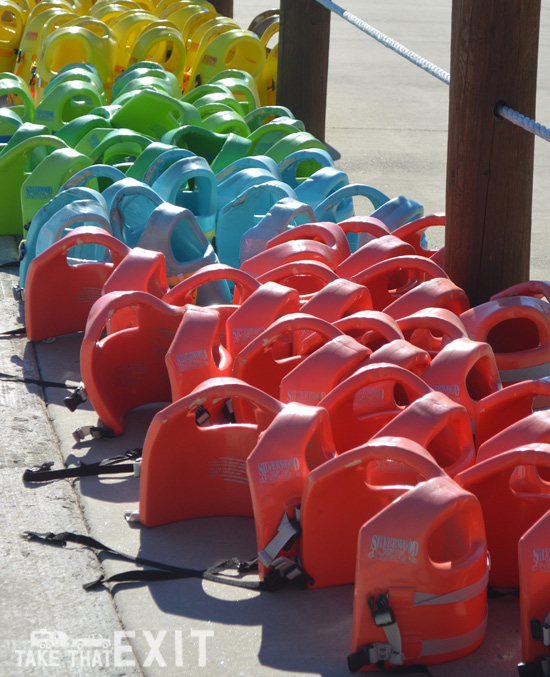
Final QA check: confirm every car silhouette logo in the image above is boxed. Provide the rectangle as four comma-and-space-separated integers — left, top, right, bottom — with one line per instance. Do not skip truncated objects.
72, 634, 111, 650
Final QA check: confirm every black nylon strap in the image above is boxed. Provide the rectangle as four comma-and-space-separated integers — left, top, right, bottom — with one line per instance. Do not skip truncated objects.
378, 665, 433, 676
488, 586, 519, 599
84, 569, 199, 589
348, 646, 377, 673
0, 369, 75, 389
0, 328, 26, 338
347, 648, 434, 676
22, 530, 272, 593
85, 558, 263, 592
518, 657, 550, 677
23, 450, 142, 482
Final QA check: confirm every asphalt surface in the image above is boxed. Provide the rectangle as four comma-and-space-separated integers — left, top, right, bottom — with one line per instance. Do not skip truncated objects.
1, 1, 550, 675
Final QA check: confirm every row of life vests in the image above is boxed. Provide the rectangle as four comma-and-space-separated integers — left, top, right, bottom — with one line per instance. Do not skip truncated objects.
20, 202, 550, 673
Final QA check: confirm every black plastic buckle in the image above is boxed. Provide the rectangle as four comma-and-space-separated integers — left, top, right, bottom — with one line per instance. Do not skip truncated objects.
369, 593, 395, 627
72, 426, 115, 442
222, 399, 236, 423
531, 618, 550, 644
22, 531, 68, 546
195, 405, 210, 426
348, 644, 390, 673
263, 567, 286, 592
64, 385, 87, 412
265, 557, 313, 591
122, 448, 142, 462
23, 461, 55, 478
237, 559, 259, 573
348, 645, 372, 673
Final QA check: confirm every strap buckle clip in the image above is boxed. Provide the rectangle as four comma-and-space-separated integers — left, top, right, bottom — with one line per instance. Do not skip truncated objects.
222, 399, 235, 423
369, 593, 396, 627
64, 384, 88, 412
347, 643, 394, 673
366, 643, 393, 663
271, 556, 302, 581
262, 556, 313, 591
531, 617, 550, 647
72, 425, 115, 442
195, 405, 210, 426
23, 461, 55, 480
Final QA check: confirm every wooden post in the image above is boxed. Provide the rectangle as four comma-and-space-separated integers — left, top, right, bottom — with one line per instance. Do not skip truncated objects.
277, 0, 331, 141
210, 0, 232, 18
445, 0, 541, 305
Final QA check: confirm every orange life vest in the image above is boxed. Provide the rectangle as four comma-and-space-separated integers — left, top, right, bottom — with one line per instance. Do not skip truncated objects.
256, 259, 339, 301
25, 225, 129, 342
280, 335, 371, 406
333, 310, 404, 351
373, 390, 475, 478
350, 255, 447, 311
247, 431, 446, 588
231, 312, 342, 420
455, 446, 550, 588
317, 362, 432, 454
336, 234, 415, 280
382, 277, 470, 320
80, 290, 184, 436
225, 281, 301, 359
368, 339, 431, 376
461, 295, 550, 385
139, 377, 284, 527
165, 305, 232, 401
396, 306, 469, 358
519, 507, 550, 672
421, 337, 502, 423
349, 476, 488, 671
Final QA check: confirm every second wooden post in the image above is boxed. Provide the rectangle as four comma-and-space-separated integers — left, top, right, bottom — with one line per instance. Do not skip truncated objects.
277, 0, 331, 142
210, 0, 233, 18
445, 0, 541, 305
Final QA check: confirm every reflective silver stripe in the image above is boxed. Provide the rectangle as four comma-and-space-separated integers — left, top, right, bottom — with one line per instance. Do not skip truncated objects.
413, 566, 489, 607
499, 362, 550, 382
372, 565, 489, 663
421, 612, 487, 657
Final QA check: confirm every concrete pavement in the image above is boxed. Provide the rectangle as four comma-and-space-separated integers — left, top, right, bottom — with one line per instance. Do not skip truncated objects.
1, 1, 550, 675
